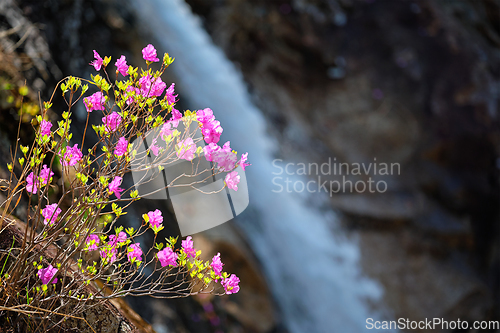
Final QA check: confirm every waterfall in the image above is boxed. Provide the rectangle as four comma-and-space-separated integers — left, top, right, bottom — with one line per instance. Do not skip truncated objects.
130, 0, 388, 331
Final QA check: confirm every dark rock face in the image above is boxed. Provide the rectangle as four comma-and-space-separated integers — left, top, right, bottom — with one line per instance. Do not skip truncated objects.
185, 0, 500, 324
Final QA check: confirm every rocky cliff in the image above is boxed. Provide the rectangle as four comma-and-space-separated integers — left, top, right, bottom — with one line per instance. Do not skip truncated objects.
184, 0, 500, 326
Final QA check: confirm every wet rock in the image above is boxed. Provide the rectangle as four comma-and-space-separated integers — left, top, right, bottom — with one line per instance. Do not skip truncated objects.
193, 223, 278, 333
184, 0, 500, 323
359, 230, 493, 331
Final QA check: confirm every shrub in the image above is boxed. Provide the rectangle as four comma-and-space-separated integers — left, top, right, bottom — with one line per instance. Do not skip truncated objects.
0, 44, 247, 330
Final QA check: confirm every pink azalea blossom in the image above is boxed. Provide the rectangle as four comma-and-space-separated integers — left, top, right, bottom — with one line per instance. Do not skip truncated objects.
197, 108, 223, 144
42, 203, 62, 226
139, 74, 166, 98
212, 142, 237, 171
115, 55, 128, 76
102, 112, 122, 132
109, 231, 127, 247
157, 247, 178, 267
38, 264, 58, 285
149, 138, 160, 156
39, 165, 54, 186
159, 108, 182, 135
201, 120, 223, 144
100, 246, 117, 264
125, 86, 139, 105
211, 253, 224, 281
196, 108, 215, 124
176, 137, 196, 161
165, 83, 178, 105
63, 144, 83, 167
85, 234, 100, 251
108, 176, 124, 199
170, 108, 182, 127
222, 274, 240, 294
115, 137, 128, 156
84, 91, 106, 112
117, 231, 127, 242
127, 243, 143, 263
160, 122, 173, 141
147, 209, 163, 229
142, 44, 159, 62
26, 165, 53, 194
239, 153, 250, 171
225, 171, 240, 191
26, 172, 37, 194
40, 120, 52, 136
90, 50, 103, 71
181, 236, 196, 258
203, 143, 220, 162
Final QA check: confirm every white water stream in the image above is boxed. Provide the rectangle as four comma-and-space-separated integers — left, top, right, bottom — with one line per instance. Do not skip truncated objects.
131, 0, 388, 331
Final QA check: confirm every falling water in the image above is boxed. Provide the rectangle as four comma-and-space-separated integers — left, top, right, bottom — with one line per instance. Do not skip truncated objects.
130, 0, 388, 332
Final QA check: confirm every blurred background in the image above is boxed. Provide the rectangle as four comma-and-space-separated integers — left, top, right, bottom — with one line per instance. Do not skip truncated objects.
0, 0, 499, 332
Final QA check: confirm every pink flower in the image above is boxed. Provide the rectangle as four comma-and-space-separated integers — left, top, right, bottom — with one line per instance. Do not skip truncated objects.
225, 171, 240, 191
147, 209, 163, 229
181, 236, 196, 258
26, 165, 53, 194
239, 153, 250, 171
222, 274, 240, 294
213, 142, 237, 171
211, 253, 224, 281
196, 108, 215, 124
150, 138, 160, 156
197, 108, 223, 144
142, 44, 159, 62
109, 231, 127, 247
108, 176, 124, 199
165, 83, 178, 105
157, 247, 178, 267
102, 112, 122, 132
40, 120, 52, 136
84, 91, 106, 112
127, 243, 143, 263
115, 137, 128, 156
90, 50, 103, 71
201, 120, 223, 144
125, 86, 139, 105
39, 165, 54, 186
26, 172, 37, 194
203, 143, 220, 162
63, 144, 82, 167
117, 231, 127, 242
170, 108, 182, 127
100, 246, 117, 264
42, 203, 62, 226
38, 264, 58, 285
115, 55, 128, 76
139, 74, 166, 98
160, 122, 173, 140
85, 234, 100, 251
176, 137, 196, 161
159, 109, 182, 135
